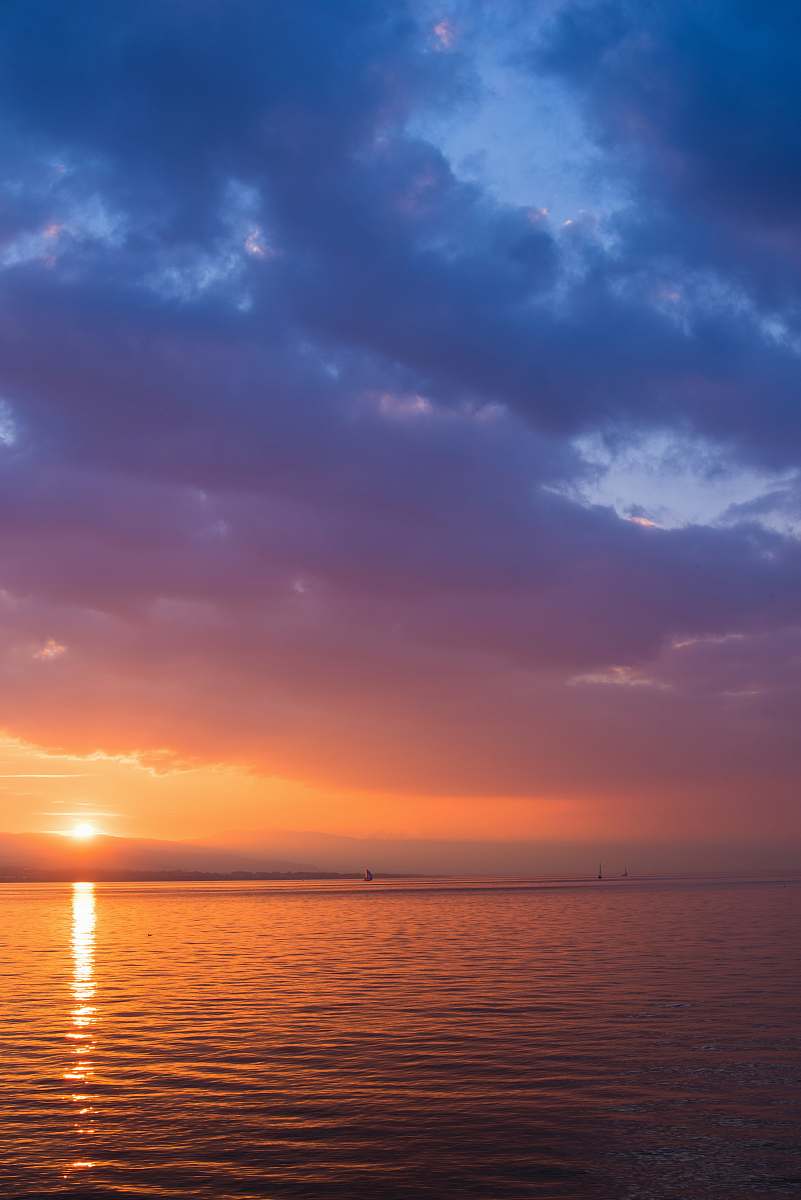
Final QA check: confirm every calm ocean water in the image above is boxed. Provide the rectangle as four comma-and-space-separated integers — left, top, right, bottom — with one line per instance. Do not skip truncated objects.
1, 876, 800, 1199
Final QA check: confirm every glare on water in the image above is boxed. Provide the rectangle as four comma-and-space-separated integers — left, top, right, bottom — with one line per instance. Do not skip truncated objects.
0, 876, 799, 1199
64, 882, 98, 1177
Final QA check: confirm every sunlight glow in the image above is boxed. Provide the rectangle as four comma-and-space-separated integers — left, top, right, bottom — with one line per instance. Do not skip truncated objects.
70, 821, 97, 841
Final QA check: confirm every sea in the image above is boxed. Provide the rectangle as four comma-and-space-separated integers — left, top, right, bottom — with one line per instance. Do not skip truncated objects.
1, 876, 799, 1199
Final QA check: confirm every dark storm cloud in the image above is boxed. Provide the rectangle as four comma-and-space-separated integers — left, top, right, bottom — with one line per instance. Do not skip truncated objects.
0, 0, 800, 822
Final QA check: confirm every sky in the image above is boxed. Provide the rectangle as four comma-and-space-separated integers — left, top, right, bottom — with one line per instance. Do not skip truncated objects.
2, 0, 801, 870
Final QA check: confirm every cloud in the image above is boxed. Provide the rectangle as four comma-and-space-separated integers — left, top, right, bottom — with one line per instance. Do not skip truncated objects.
33, 638, 67, 662
0, 1, 799, 848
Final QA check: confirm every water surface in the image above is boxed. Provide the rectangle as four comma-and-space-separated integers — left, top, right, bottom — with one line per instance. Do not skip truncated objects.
2, 876, 800, 1198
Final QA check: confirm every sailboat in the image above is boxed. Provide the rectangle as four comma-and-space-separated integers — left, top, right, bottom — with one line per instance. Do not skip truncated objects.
621, 865, 629, 878
363, 868, 374, 881
597, 862, 603, 880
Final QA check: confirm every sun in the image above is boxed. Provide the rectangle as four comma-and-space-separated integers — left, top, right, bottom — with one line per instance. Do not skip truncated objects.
69, 821, 97, 841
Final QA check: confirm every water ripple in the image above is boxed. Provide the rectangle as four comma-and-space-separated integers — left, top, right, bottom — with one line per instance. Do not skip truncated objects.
1, 877, 799, 1197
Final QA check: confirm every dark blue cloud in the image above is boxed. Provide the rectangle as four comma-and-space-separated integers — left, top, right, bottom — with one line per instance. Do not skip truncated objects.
535, 2, 801, 303
3, 0, 798, 464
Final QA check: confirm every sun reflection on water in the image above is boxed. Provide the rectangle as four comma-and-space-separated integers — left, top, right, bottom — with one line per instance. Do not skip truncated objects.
63, 882, 98, 1176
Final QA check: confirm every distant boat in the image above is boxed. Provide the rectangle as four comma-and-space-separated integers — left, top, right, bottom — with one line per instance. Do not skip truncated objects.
363, 868, 374, 881
622, 866, 629, 878
597, 862, 603, 880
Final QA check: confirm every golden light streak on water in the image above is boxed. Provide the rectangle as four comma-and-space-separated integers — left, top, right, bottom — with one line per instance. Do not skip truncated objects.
63, 883, 98, 1177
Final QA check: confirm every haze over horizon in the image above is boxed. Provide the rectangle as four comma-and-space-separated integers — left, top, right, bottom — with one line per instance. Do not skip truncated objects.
2, 1, 801, 870
2, 826, 799, 879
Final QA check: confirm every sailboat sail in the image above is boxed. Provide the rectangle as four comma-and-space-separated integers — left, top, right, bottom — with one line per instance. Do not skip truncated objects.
363, 868, 373, 881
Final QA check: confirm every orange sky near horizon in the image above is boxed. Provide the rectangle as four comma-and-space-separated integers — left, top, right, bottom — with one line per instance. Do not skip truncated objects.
1, 732, 797, 857
0, 733, 581, 844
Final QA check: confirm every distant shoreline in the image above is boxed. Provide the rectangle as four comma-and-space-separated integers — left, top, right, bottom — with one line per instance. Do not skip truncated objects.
0, 869, 415, 884
0, 869, 798, 885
